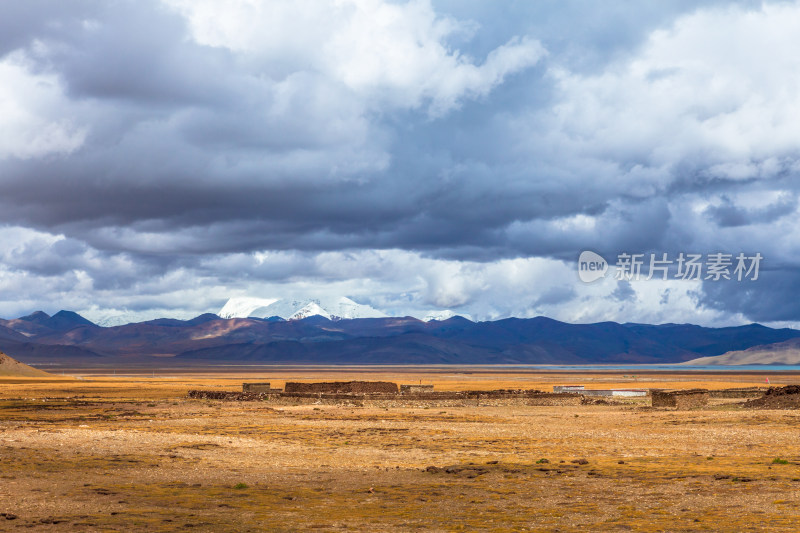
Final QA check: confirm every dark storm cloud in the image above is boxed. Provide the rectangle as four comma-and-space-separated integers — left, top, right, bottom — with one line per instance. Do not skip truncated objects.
699, 269, 800, 323
534, 285, 577, 307
1, 0, 799, 323
611, 281, 636, 303
0, 0, 666, 258
0, 1, 96, 57
704, 194, 797, 228
0, 0, 762, 254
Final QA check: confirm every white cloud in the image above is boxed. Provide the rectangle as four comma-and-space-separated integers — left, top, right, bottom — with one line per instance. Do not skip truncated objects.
0, 225, 748, 327
0, 53, 86, 159
163, 0, 544, 115
0, 2, 797, 326
542, 2, 800, 185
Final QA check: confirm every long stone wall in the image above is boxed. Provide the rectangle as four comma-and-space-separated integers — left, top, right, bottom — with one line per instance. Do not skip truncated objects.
188, 390, 274, 401
526, 393, 584, 406
187, 386, 595, 407
400, 384, 434, 394
242, 383, 271, 393
284, 381, 399, 394
651, 389, 709, 409
709, 387, 767, 399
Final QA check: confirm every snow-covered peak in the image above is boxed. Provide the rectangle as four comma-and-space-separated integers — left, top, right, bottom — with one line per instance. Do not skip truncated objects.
423, 310, 473, 322
81, 308, 198, 327
288, 302, 332, 321
326, 296, 386, 319
217, 296, 386, 321
218, 297, 280, 319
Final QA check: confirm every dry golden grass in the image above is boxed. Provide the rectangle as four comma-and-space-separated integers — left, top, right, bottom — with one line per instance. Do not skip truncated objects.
1, 369, 799, 531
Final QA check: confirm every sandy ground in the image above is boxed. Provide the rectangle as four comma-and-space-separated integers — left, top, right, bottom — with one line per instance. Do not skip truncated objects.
2, 369, 800, 532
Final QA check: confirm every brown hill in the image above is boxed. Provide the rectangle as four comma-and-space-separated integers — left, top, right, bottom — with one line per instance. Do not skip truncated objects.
0, 350, 52, 377
684, 337, 800, 365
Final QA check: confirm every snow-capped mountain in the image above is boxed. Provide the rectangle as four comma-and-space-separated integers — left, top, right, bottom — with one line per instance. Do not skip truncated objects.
423, 310, 474, 322
82, 309, 198, 327
218, 296, 386, 321
288, 302, 332, 320
218, 297, 279, 319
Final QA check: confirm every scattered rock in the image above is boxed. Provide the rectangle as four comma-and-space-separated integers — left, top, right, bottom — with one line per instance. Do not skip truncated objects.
39, 517, 66, 524
1, 513, 18, 520
426, 464, 489, 477
571, 459, 589, 465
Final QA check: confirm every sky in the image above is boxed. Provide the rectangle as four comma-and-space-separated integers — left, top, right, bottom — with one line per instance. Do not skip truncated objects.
1, 0, 799, 326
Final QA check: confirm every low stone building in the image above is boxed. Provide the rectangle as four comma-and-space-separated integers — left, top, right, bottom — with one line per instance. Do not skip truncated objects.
554, 386, 647, 397
604, 389, 647, 398
553, 385, 585, 393
242, 382, 271, 393
651, 389, 709, 409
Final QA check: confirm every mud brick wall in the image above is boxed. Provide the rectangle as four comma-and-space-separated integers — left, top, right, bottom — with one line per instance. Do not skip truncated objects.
709, 388, 766, 399
526, 393, 584, 406
400, 385, 434, 394
651, 390, 675, 407
283, 381, 399, 394
652, 389, 709, 408
188, 390, 271, 401
674, 391, 709, 409
242, 383, 271, 393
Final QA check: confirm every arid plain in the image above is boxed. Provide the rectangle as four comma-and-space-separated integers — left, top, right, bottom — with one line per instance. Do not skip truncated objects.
2, 368, 800, 532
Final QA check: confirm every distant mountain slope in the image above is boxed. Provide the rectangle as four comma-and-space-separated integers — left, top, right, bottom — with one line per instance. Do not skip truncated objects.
0, 350, 53, 377
684, 338, 800, 365
171, 316, 800, 365
175, 333, 497, 364
0, 324, 30, 342
0, 341, 104, 362
622, 322, 800, 357
1, 310, 97, 336
45, 310, 96, 330
3, 310, 800, 365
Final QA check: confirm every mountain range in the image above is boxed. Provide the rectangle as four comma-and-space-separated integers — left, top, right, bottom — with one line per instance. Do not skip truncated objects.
2, 307, 800, 366
218, 296, 388, 320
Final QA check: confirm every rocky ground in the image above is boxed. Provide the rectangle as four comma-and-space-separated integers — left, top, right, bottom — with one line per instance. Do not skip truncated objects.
1, 372, 800, 531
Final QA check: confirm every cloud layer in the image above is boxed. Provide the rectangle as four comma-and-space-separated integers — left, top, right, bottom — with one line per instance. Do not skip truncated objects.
0, 0, 798, 325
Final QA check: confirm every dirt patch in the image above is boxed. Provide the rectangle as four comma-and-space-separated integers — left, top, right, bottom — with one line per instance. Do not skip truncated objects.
742, 385, 800, 409
7, 371, 800, 530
